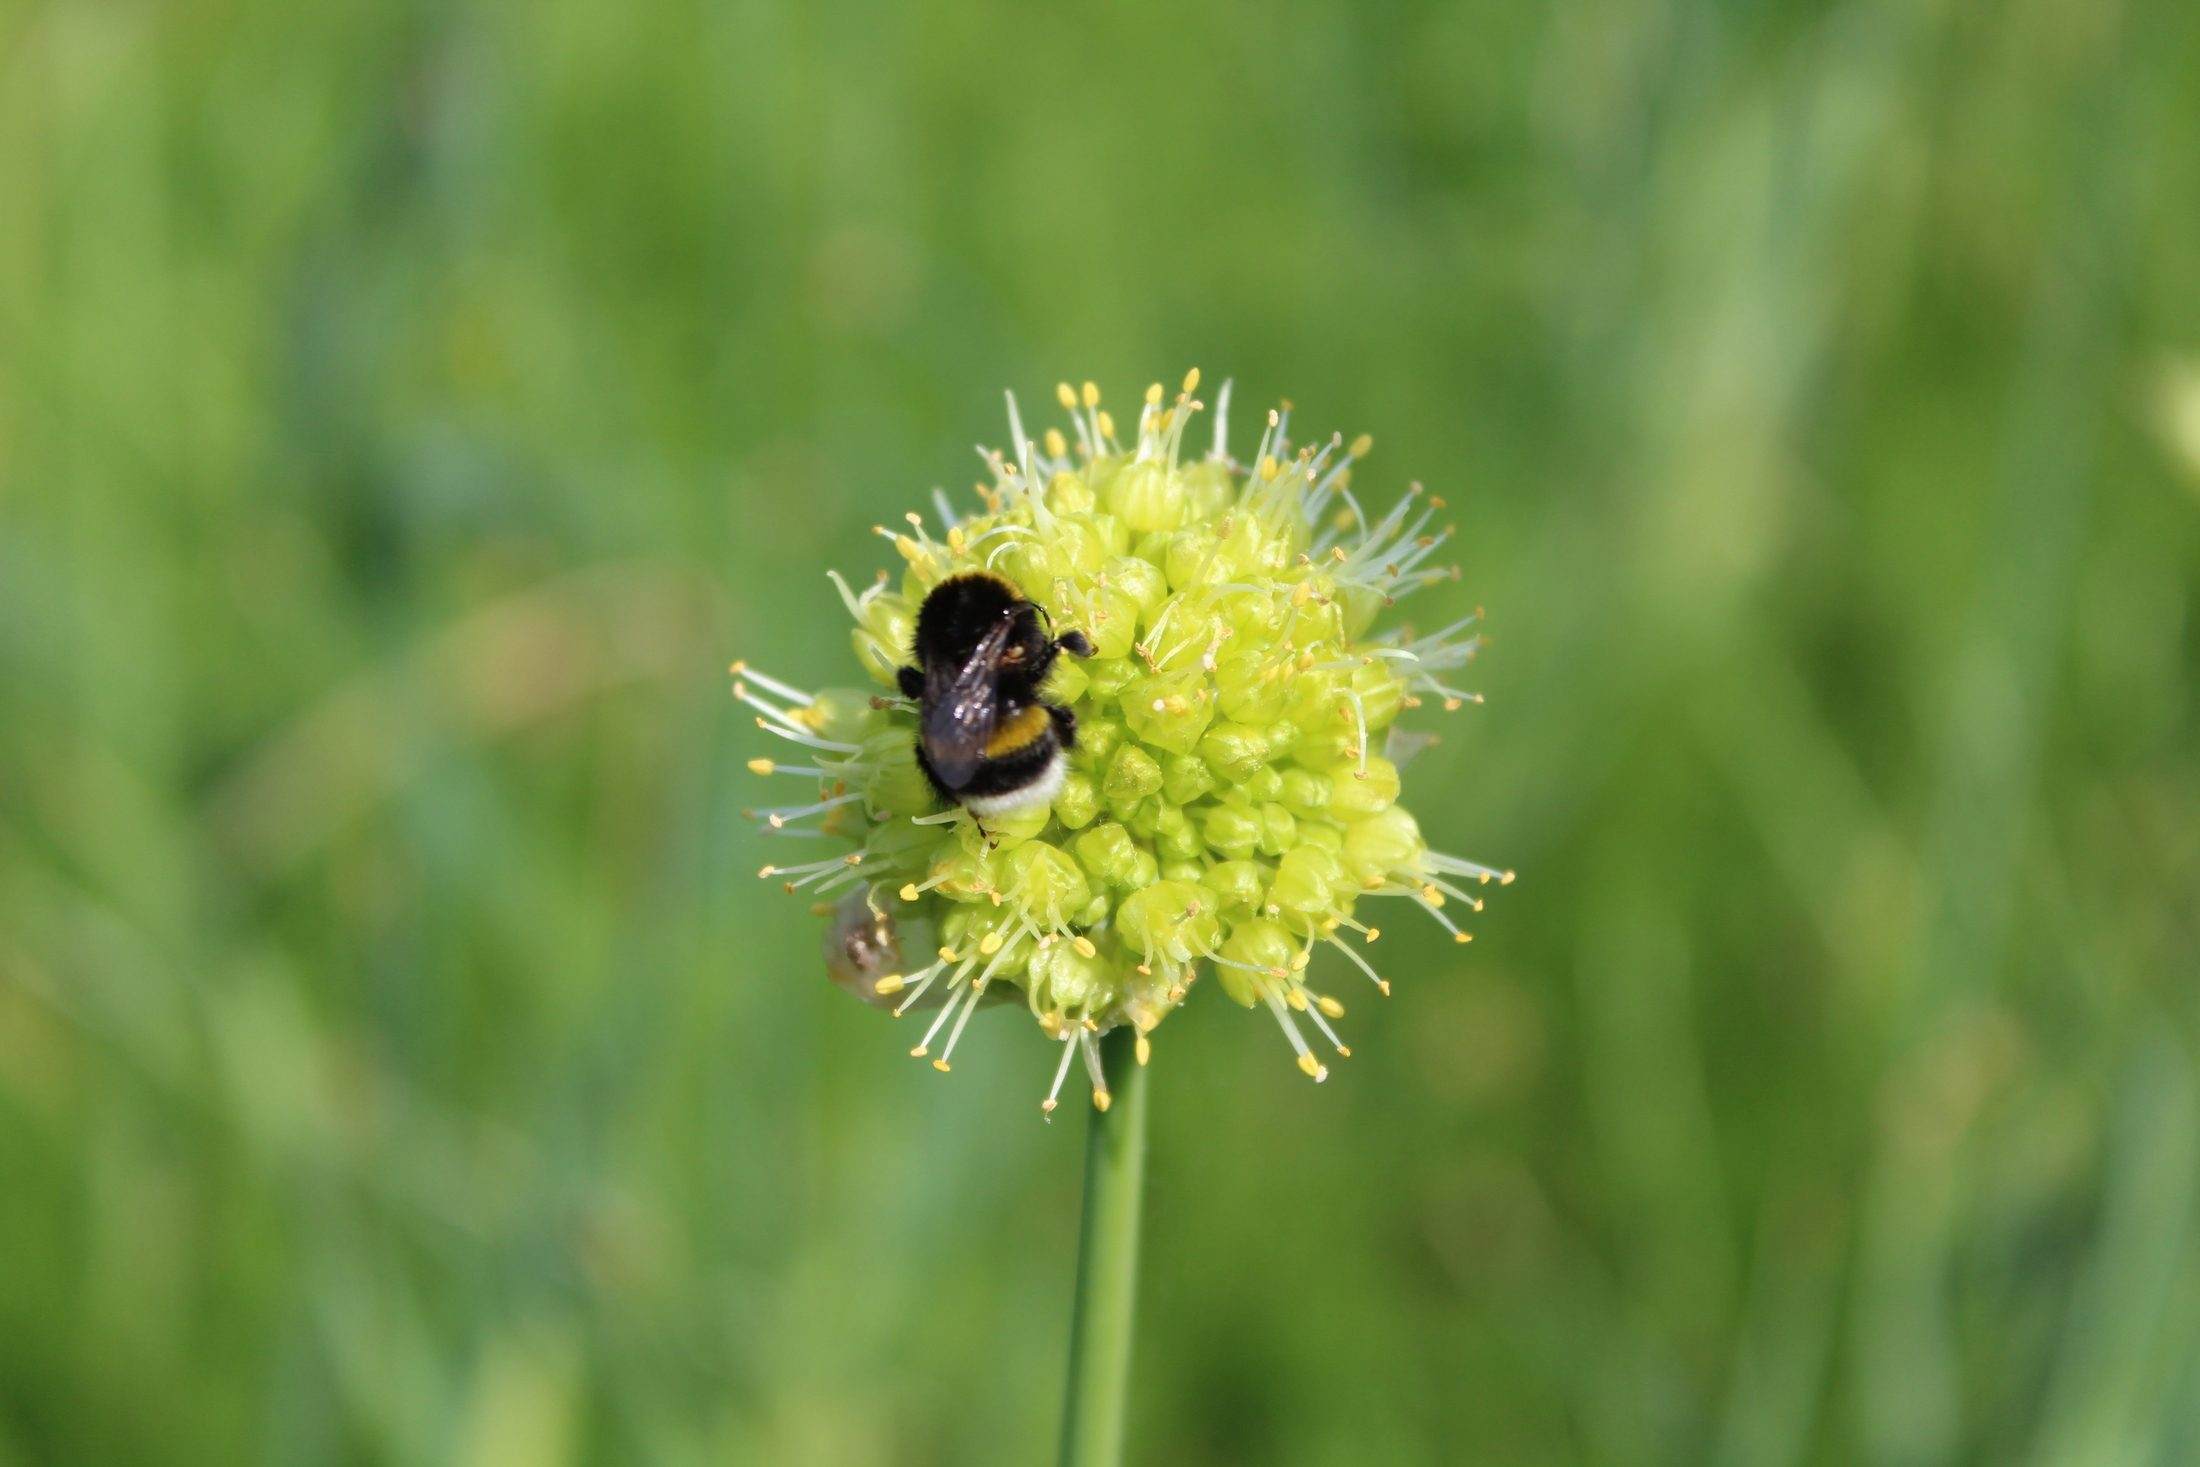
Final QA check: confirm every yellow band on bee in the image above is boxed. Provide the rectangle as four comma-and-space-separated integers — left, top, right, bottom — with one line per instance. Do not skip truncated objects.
985, 704, 1053, 758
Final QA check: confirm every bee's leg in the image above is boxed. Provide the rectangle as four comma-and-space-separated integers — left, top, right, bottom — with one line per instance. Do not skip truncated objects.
1047, 702, 1078, 749
1056, 629, 1095, 659
896, 666, 924, 700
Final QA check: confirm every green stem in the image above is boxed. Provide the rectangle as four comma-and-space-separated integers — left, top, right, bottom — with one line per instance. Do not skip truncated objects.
1057, 1026, 1149, 1467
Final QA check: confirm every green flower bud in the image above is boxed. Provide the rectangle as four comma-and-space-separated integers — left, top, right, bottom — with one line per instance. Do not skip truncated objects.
1052, 770, 1101, 830
1044, 654, 1093, 706
1103, 742, 1163, 812
1151, 803, 1202, 863
860, 735, 937, 819
1342, 804, 1424, 886
1203, 859, 1271, 911
1105, 556, 1170, 624
1078, 586, 1142, 660
848, 599, 914, 688
1214, 652, 1289, 725
1327, 756, 1401, 819
1104, 459, 1192, 533
1215, 918, 1296, 1007
1161, 752, 1217, 807
1122, 669, 1214, 754
1028, 938, 1112, 1017
1116, 880, 1220, 970
1276, 767, 1330, 817
1192, 721, 1263, 783
1074, 822, 1154, 890
1179, 458, 1236, 519
1044, 470, 1096, 515
1200, 802, 1264, 861
1001, 840, 1091, 926
1269, 845, 1345, 917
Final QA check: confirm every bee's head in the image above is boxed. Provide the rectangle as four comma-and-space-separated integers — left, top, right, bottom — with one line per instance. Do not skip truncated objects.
992, 603, 1050, 680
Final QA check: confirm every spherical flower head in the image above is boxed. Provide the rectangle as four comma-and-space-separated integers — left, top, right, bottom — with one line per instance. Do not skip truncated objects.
741, 373, 1510, 1116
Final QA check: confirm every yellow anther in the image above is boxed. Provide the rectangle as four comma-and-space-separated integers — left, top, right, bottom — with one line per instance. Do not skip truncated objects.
1135, 1034, 1152, 1067
1096, 410, 1115, 439
1056, 382, 1077, 409
1044, 428, 1067, 457
1041, 1098, 1058, 1114
1260, 456, 1279, 480
873, 975, 905, 996
1364, 928, 1381, 943
747, 757, 775, 775
1454, 932, 1473, 944
756, 865, 776, 878
1092, 1088, 1112, 1112
1317, 995, 1345, 1019
1081, 381, 1100, 409
1296, 1054, 1327, 1081
980, 931, 1004, 955
1350, 433, 1373, 458
899, 883, 921, 901
1073, 935, 1097, 958
1145, 382, 1164, 407
932, 1058, 951, 1072
909, 1045, 928, 1058
1182, 367, 1201, 394
1286, 988, 1309, 1011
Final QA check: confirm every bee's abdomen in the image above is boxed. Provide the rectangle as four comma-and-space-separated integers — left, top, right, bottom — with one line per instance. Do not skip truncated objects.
916, 713, 1063, 811
983, 704, 1054, 760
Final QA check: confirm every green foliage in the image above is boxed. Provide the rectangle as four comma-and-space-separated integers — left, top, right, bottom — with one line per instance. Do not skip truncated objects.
2, 0, 2197, 1462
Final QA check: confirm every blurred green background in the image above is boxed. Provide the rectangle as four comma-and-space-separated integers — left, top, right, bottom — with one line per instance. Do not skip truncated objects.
5, 0, 2199, 1462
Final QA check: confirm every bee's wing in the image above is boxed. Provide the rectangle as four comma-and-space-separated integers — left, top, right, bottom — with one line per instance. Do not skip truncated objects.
921, 619, 1012, 791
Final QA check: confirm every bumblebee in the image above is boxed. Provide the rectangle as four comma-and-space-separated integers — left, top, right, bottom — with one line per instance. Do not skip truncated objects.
897, 572, 1093, 817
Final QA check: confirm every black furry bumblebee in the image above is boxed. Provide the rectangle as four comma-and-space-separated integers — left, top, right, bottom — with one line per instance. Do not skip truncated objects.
897, 572, 1094, 817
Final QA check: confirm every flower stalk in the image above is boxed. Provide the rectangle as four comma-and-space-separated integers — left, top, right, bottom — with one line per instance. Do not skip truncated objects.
1057, 1026, 1148, 1467
745, 373, 1512, 1461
